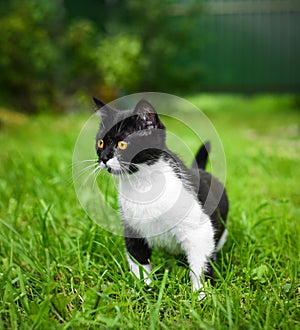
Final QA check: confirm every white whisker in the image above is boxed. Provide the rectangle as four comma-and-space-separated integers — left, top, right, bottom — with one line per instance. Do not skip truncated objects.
73, 159, 97, 165
73, 163, 98, 182
92, 166, 104, 190
79, 165, 102, 191
72, 159, 97, 169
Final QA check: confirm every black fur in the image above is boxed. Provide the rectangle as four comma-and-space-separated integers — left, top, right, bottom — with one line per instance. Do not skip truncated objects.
191, 140, 229, 242
192, 141, 211, 170
94, 97, 229, 289
124, 225, 152, 264
93, 96, 105, 109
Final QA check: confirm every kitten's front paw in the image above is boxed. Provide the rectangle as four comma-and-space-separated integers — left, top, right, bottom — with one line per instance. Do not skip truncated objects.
127, 254, 153, 286
198, 290, 206, 301
144, 276, 152, 286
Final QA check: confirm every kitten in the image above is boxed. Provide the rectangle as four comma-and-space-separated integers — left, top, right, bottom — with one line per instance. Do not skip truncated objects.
94, 97, 229, 299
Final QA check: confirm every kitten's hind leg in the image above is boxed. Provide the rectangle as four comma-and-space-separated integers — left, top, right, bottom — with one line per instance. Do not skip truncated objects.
180, 222, 215, 300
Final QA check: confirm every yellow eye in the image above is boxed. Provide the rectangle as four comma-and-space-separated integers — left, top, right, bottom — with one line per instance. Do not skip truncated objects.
118, 141, 128, 150
97, 139, 104, 149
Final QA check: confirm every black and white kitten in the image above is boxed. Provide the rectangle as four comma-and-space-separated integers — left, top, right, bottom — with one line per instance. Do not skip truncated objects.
94, 97, 229, 299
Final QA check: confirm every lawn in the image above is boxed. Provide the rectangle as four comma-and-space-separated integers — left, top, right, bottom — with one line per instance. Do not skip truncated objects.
0, 94, 299, 329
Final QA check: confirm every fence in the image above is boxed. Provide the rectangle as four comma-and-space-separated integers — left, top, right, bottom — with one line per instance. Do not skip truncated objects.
196, 0, 300, 91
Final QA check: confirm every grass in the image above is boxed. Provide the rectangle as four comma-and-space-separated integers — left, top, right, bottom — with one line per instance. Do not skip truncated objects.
0, 94, 299, 329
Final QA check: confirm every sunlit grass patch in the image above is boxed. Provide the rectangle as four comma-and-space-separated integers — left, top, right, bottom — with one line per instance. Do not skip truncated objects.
0, 94, 299, 329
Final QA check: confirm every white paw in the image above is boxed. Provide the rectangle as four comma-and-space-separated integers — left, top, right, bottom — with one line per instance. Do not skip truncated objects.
126, 253, 152, 285
144, 276, 152, 286
198, 290, 206, 301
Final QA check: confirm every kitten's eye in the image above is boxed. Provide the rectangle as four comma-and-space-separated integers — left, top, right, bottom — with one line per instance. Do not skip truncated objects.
97, 139, 104, 149
118, 141, 128, 150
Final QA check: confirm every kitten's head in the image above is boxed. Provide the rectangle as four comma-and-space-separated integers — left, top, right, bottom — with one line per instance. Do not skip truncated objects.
94, 97, 166, 175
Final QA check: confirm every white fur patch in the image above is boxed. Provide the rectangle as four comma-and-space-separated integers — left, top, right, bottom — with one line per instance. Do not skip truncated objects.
119, 159, 215, 296
98, 161, 106, 169
119, 159, 202, 237
106, 156, 121, 171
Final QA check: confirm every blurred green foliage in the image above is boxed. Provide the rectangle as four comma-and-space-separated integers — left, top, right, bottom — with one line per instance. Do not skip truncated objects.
0, 0, 202, 113
0, 0, 61, 112
3, 0, 297, 113
123, 0, 202, 90
96, 34, 144, 92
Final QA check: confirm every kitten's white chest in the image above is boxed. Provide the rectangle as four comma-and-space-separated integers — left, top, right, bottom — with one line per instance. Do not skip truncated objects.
119, 159, 205, 245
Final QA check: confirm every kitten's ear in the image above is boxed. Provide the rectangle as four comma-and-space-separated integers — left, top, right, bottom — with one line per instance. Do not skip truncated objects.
133, 99, 165, 129
93, 96, 106, 109
93, 96, 116, 118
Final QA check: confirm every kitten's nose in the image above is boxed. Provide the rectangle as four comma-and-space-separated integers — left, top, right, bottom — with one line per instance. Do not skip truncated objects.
101, 157, 108, 165
101, 152, 112, 164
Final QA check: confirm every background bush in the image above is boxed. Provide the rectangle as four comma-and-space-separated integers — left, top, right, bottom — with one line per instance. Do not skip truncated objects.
0, 0, 201, 113
0, 0, 61, 112
0, 0, 299, 113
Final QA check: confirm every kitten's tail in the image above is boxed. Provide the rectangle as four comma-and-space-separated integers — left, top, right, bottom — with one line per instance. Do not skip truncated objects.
192, 141, 211, 170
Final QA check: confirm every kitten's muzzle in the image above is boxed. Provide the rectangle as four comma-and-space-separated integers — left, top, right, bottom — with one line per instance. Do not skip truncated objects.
97, 161, 106, 170
100, 154, 110, 164
98, 157, 123, 176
